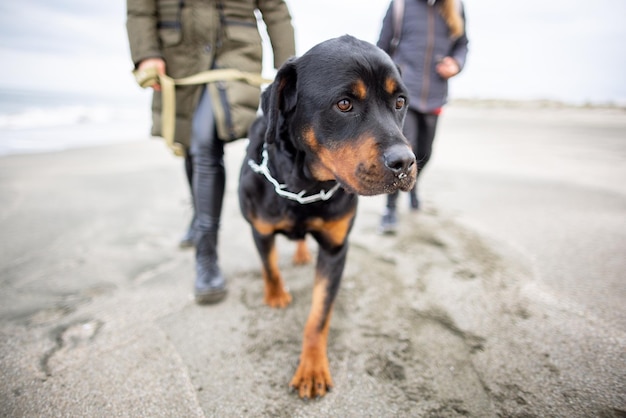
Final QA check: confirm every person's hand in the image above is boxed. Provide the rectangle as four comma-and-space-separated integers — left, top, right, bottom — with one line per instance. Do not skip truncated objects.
137, 58, 166, 91
436, 56, 460, 80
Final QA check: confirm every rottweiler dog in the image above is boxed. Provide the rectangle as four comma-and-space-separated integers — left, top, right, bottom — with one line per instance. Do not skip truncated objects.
238, 35, 417, 399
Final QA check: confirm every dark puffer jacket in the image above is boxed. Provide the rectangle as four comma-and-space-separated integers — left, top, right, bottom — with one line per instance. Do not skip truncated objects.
127, 0, 295, 147
378, 0, 469, 112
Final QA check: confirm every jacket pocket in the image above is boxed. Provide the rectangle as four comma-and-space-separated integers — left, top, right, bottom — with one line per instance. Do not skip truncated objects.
157, 0, 183, 47
222, 23, 262, 67
223, 22, 260, 45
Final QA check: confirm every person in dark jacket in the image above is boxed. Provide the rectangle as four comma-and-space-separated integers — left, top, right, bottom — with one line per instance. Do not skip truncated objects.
126, 0, 295, 304
377, 0, 468, 233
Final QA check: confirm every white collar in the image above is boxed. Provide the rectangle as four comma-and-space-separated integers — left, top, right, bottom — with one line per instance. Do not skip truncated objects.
248, 147, 341, 205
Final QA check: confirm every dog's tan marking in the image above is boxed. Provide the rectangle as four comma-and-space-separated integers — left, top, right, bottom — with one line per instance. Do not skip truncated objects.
303, 128, 381, 193
250, 215, 293, 236
307, 208, 356, 247
293, 239, 312, 265
352, 79, 367, 100
289, 279, 334, 398
262, 241, 292, 308
385, 77, 398, 95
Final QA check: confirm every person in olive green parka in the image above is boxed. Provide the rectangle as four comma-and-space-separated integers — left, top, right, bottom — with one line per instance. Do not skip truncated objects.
126, 0, 295, 304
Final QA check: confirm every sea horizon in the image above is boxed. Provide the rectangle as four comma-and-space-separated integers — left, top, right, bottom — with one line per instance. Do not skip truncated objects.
1, 86, 624, 158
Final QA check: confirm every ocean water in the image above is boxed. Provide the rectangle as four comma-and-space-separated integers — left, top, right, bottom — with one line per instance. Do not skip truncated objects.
0, 88, 152, 156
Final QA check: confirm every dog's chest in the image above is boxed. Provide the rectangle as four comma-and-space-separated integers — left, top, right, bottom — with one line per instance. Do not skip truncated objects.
274, 211, 328, 241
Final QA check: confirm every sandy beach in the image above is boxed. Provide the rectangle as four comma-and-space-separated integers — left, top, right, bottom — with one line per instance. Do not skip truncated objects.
1, 103, 624, 417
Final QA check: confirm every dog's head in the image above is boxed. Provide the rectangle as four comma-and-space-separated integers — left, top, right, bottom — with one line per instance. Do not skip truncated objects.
262, 35, 417, 196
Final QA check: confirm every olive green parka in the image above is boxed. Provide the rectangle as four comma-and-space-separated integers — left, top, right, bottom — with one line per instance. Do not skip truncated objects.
126, 0, 295, 149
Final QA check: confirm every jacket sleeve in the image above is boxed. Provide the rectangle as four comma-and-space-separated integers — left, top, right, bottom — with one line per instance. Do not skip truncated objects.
126, 0, 162, 67
449, 3, 469, 71
377, 3, 394, 53
257, 0, 296, 68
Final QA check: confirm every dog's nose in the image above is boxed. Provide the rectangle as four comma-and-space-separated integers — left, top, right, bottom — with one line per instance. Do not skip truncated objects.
383, 144, 416, 176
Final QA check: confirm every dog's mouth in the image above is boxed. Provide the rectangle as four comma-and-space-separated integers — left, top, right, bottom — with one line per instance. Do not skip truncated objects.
349, 162, 417, 196
385, 171, 417, 193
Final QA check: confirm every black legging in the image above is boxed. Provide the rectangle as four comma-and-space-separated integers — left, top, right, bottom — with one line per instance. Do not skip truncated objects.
189, 86, 225, 230
386, 108, 439, 209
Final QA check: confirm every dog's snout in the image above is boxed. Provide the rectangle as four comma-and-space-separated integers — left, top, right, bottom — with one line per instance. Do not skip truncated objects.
383, 144, 416, 175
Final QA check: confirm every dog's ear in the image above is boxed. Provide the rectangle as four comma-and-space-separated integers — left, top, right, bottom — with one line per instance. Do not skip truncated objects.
263, 57, 298, 144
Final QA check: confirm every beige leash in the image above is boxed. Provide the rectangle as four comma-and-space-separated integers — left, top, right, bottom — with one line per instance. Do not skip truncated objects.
134, 67, 272, 156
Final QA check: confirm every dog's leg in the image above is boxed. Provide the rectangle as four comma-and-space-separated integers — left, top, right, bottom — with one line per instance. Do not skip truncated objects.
289, 241, 348, 399
292, 239, 312, 265
290, 210, 355, 399
253, 230, 292, 308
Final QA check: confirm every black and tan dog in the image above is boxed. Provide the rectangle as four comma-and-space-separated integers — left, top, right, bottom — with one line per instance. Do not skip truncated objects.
238, 35, 417, 399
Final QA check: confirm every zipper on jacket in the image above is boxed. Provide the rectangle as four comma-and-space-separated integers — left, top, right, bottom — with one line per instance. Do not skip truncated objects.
420, 3, 436, 110
156, 0, 184, 29
216, 0, 225, 49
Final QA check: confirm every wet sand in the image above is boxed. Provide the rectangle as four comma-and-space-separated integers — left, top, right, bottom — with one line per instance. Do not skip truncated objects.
0, 104, 624, 417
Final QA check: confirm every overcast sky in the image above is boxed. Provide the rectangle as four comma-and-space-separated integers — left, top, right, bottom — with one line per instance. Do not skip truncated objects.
1, 0, 625, 104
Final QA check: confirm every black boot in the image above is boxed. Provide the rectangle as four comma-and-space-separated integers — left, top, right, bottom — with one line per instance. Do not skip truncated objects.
379, 191, 399, 234
409, 185, 420, 211
179, 215, 197, 249
188, 100, 227, 304
180, 152, 197, 248
194, 219, 227, 304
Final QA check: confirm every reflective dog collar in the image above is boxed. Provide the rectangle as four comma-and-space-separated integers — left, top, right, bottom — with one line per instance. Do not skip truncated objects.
248, 147, 341, 205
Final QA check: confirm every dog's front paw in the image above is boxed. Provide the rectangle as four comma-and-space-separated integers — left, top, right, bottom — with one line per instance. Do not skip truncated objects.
289, 351, 333, 399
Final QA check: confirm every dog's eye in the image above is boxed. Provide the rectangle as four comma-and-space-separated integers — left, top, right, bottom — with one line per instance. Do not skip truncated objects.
336, 99, 353, 112
395, 97, 406, 110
